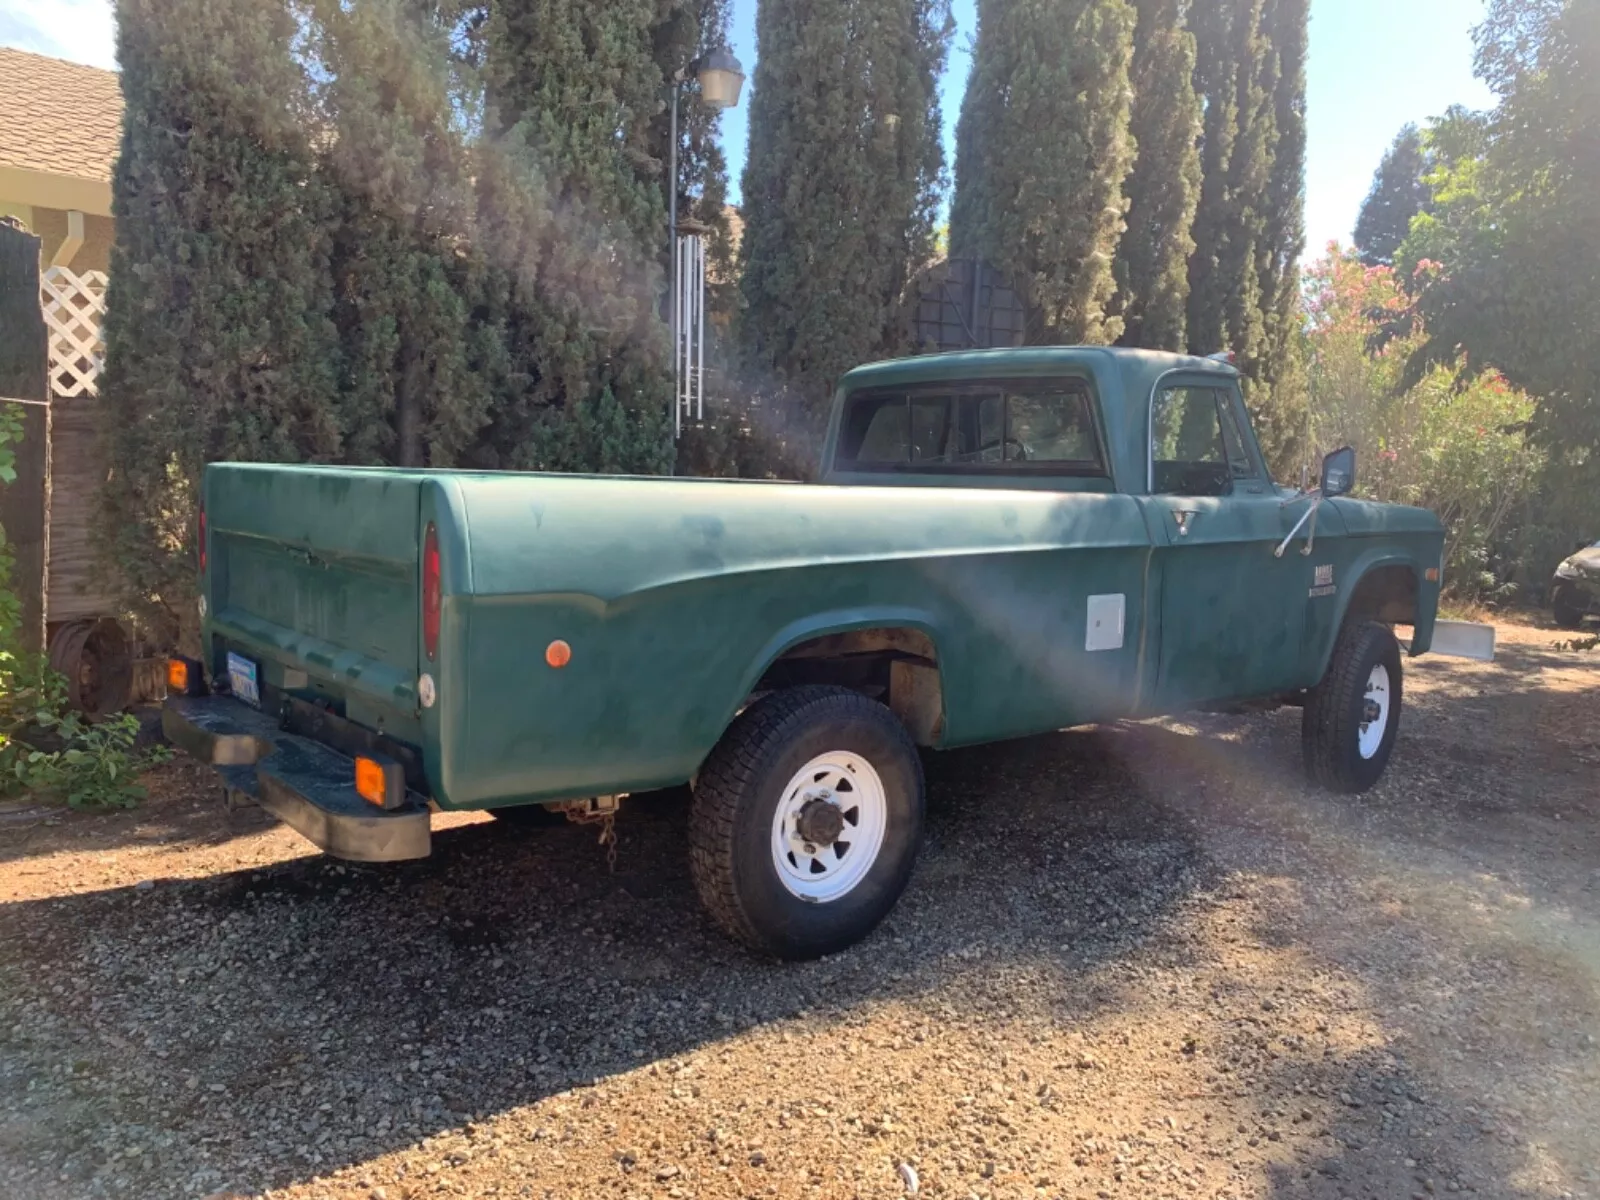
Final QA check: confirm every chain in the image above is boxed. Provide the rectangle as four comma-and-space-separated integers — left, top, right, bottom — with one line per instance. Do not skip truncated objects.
598, 813, 618, 874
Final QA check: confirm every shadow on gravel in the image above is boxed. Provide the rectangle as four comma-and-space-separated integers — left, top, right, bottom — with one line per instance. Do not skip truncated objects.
0, 759, 278, 868
0, 725, 1219, 1198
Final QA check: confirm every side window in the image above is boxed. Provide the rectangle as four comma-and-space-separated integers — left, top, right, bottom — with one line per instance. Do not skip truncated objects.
1217, 396, 1259, 482
1152, 387, 1232, 496
910, 396, 954, 464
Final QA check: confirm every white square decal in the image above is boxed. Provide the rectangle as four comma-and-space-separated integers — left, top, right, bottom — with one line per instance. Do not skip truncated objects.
1086, 594, 1126, 652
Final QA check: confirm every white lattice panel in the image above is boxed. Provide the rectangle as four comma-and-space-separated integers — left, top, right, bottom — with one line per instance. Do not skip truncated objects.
41, 266, 108, 399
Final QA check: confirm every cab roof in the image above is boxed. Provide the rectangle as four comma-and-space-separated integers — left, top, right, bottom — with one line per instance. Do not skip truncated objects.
839, 345, 1240, 400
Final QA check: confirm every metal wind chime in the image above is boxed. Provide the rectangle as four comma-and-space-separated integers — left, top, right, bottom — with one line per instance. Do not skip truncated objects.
673, 223, 708, 437
667, 46, 745, 439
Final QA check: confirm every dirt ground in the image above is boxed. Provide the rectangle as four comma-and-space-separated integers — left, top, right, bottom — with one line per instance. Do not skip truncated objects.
1, 619, 1597, 1200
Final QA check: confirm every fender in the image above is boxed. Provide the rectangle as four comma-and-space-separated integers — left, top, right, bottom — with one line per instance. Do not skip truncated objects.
1310, 549, 1438, 683
715, 606, 950, 745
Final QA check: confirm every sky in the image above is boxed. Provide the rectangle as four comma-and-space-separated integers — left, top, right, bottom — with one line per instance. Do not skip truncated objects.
1, 0, 1497, 257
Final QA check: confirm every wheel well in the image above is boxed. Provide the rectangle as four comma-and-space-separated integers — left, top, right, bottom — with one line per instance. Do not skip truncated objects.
751, 628, 944, 745
1346, 565, 1418, 626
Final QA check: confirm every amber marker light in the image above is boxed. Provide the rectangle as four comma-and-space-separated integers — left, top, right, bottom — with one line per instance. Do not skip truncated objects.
545, 639, 572, 669
166, 659, 190, 693
355, 756, 389, 808
1425, 567, 1441, 582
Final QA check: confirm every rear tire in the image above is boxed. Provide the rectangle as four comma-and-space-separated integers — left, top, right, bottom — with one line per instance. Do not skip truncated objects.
1302, 621, 1403, 794
689, 686, 924, 960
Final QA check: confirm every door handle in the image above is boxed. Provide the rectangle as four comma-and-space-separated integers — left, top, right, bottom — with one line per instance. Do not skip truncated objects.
1172, 508, 1201, 537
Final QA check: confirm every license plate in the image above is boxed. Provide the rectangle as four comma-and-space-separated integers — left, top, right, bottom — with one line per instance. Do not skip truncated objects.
227, 652, 260, 707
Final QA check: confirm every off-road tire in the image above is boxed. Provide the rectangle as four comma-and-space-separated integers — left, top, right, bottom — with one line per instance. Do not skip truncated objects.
689, 686, 924, 960
1551, 586, 1586, 630
1302, 620, 1403, 794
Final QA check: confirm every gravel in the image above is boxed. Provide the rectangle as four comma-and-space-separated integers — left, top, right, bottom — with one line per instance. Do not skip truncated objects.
0, 619, 1597, 1200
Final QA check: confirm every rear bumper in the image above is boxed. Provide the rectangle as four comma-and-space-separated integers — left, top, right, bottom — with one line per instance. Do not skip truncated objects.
163, 696, 431, 862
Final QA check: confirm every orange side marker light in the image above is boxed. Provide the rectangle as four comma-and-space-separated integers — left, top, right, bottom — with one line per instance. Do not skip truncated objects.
167, 658, 190, 693
355, 756, 389, 808
545, 639, 572, 669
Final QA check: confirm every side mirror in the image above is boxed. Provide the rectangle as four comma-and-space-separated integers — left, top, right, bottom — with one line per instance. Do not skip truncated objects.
1321, 446, 1356, 498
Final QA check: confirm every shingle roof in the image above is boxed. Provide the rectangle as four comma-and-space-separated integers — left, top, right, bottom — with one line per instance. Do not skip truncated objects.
0, 48, 122, 183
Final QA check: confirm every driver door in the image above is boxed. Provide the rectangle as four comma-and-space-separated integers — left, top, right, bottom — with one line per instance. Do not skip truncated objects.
1149, 382, 1311, 710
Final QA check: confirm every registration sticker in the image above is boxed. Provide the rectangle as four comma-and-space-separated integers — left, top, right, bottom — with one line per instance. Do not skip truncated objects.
227, 651, 260, 707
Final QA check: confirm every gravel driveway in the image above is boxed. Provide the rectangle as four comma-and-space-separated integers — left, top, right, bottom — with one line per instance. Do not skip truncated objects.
1, 620, 1597, 1200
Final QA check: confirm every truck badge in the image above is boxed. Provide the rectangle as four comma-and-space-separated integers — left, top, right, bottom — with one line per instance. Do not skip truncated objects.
1310, 563, 1337, 598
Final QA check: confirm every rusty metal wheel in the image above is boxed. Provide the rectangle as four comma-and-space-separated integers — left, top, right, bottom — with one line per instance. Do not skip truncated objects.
46, 619, 133, 718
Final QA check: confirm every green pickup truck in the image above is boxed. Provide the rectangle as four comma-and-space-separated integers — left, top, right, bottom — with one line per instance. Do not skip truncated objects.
165, 346, 1492, 958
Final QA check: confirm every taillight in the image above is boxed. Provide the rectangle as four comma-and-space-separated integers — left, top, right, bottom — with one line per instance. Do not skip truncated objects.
422, 522, 440, 660
198, 504, 207, 573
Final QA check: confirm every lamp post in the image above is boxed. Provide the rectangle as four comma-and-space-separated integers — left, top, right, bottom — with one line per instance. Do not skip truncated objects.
669, 47, 744, 429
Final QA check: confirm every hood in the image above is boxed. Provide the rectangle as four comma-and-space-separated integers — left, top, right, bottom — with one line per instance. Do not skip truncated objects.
1561, 546, 1600, 576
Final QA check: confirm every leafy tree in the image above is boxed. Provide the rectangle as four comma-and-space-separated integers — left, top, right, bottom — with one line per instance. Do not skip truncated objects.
1113, 0, 1202, 351
1304, 248, 1542, 592
739, 0, 953, 427
101, 0, 342, 646
951, 0, 1137, 345
1353, 124, 1430, 267
1398, 0, 1600, 575
470, 0, 678, 474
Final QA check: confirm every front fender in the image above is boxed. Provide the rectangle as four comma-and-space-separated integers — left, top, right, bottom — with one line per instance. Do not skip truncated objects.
1309, 549, 1439, 683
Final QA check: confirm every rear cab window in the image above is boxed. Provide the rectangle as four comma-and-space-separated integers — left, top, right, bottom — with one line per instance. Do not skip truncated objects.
836, 378, 1110, 480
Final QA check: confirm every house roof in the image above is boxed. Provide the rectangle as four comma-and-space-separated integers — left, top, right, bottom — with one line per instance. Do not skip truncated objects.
0, 48, 122, 216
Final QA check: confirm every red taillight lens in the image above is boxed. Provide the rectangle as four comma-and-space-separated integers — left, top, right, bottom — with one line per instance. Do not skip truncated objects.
422, 522, 440, 660
198, 505, 207, 573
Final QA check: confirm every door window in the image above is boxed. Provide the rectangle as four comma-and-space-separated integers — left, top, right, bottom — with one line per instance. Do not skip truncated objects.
1152, 387, 1236, 496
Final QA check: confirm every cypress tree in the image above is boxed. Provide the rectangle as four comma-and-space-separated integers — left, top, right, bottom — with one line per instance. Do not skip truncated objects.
1353, 124, 1430, 267
739, 0, 953, 414
470, 0, 678, 474
951, 0, 1138, 346
100, 0, 341, 644
1114, 0, 1202, 351
1255, 0, 1308, 471
312, 0, 489, 468
1185, 0, 1306, 471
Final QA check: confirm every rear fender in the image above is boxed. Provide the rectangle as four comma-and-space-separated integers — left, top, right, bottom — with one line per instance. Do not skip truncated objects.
719, 607, 948, 743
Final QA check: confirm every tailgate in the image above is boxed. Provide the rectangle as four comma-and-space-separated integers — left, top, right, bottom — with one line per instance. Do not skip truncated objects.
203, 465, 424, 722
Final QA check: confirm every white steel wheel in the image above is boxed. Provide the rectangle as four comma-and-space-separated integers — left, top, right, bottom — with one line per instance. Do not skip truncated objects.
769, 750, 888, 903
1357, 663, 1392, 760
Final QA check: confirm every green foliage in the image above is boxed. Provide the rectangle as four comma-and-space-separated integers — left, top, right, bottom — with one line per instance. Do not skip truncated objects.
102, 0, 343, 649
1304, 248, 1544, 594
0, 665, 170, 810
1186, 0, 1308, 471
1353, 124, 1430, 268
1114, 0, 1202, 352
0, 408, 166, 809
951, 0, 1137, 346
739, 0, 953, 424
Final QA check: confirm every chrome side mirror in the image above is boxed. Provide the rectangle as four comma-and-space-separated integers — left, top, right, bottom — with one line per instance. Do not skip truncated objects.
1321, 446, 1356, 498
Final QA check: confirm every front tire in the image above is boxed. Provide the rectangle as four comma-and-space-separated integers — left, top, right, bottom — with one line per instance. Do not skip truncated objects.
1302, 621, 1403, 793
1551, 585, 1586, 629
689, 686, 925, 960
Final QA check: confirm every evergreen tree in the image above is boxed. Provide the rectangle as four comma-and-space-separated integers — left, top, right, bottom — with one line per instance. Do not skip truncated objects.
1185, 0, 1307, 473
100, 0, 342, 645
470, 0, 678, 474
1255, 0, 1309, 471
739, 0, 953, 416
312, 0, 489, 468
1353, 124, 1430, 267
1114, 0, 1202, 351
951, 0, 1138, 346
